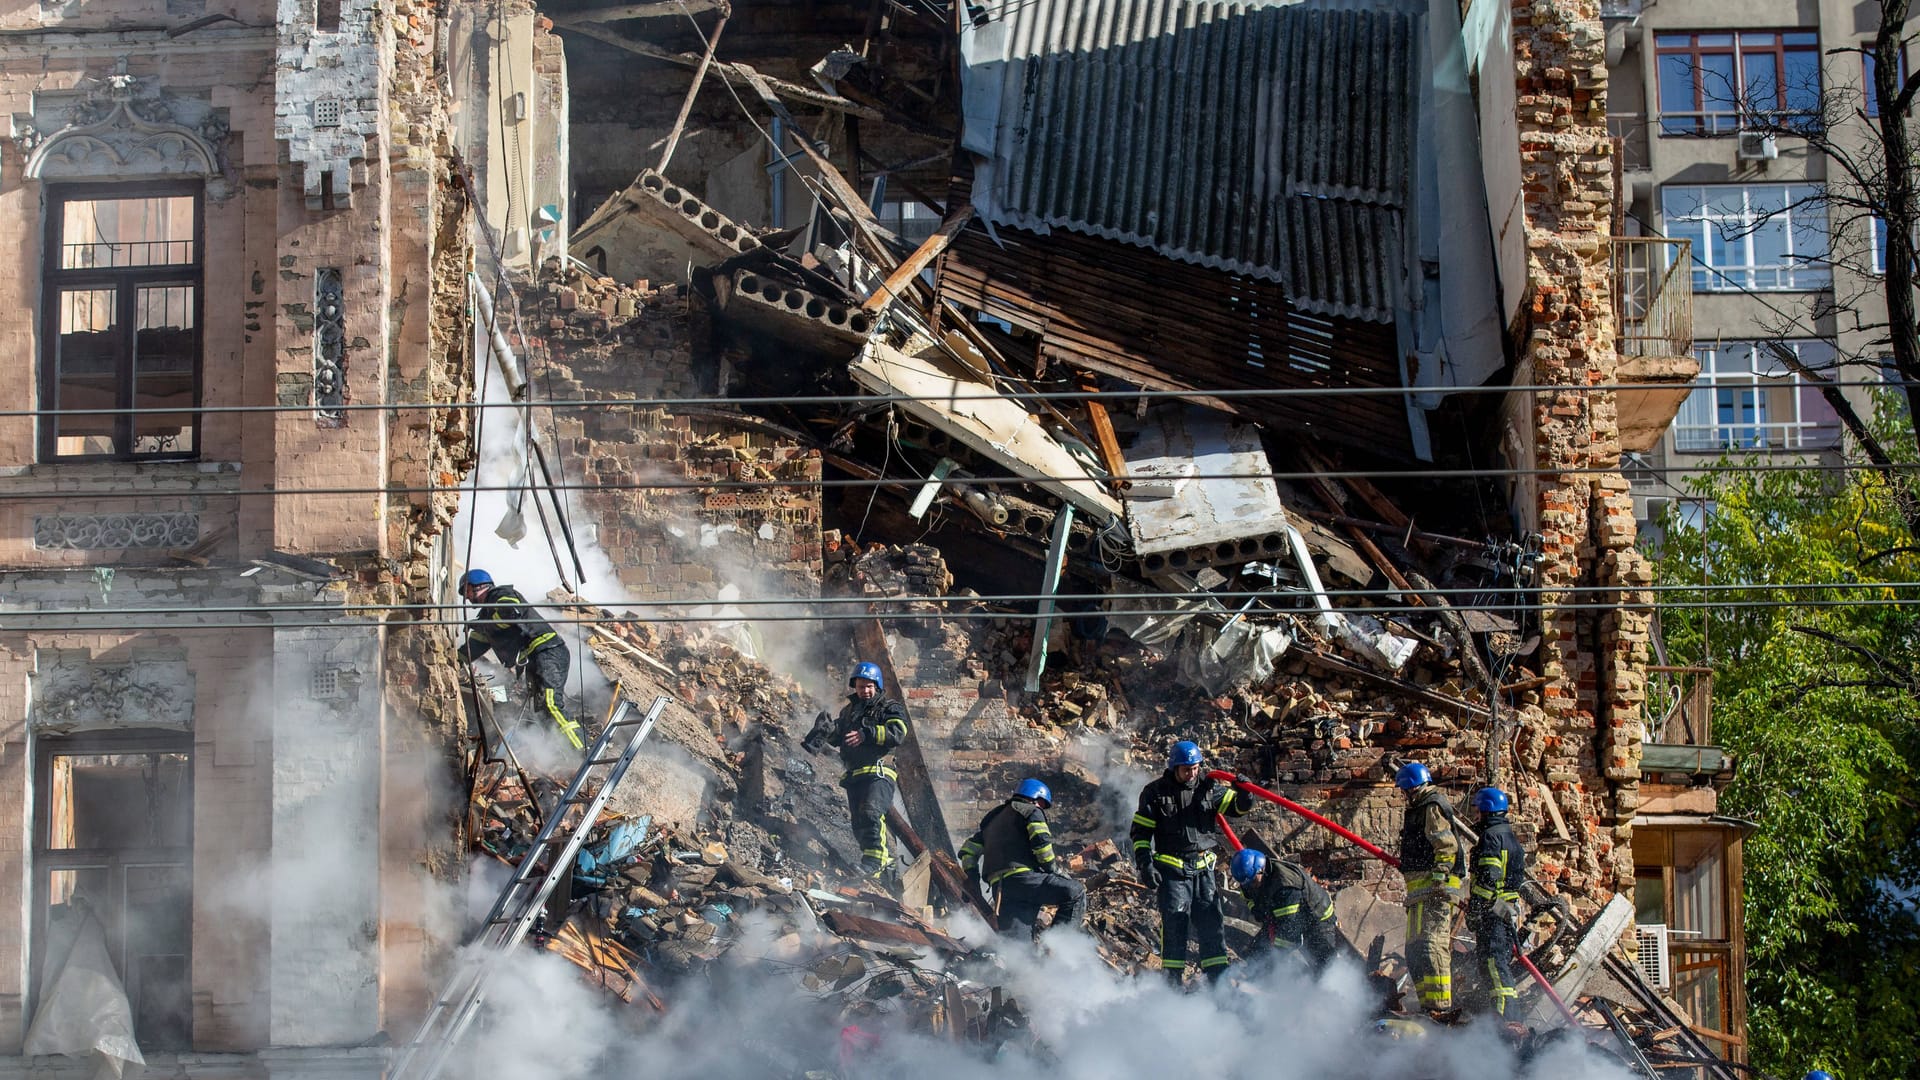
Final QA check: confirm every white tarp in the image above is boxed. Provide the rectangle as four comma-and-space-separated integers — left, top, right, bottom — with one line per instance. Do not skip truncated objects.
24, 906, 144, 1078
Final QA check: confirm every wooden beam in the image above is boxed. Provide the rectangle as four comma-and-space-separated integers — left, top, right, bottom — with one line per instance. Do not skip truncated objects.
656, 12, 726, 173
861, 203, 973, 312
554, 0, 727, 24
1077, 373, 1129, 492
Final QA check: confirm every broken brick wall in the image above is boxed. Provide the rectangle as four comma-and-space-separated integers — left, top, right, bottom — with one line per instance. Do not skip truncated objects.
1510, 0, 1650, 907
521, 269, 823, 604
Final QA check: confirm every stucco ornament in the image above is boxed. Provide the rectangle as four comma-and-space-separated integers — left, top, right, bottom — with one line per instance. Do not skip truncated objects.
23, 72, 222, 182
31, 658, 194, 733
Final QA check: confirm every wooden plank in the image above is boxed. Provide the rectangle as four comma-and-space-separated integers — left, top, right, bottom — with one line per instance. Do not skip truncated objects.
821, 909, 969, 953
851, 620, 957, 856
1298, 646, 1491, 720
1077, 373, 1129, 491
886, 806, 995, 922
862, 203, 974, 312
656, 12, 727, 174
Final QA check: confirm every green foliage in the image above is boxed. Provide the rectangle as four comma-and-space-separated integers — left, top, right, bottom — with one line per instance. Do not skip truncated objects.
1653, 394, 1920, 1077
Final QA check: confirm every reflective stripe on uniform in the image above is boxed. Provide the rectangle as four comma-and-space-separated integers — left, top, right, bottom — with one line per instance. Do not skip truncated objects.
1132, 814, 1157, 829
516, 630, 557, 663
845, 764, 898, 782
1199, 955, 1231, 969
1268, 903, 1302, 918
1155, 850, 1217, 870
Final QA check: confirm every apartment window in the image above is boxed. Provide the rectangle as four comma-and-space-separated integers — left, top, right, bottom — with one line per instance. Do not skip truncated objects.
32, 730, 193, 1050
1674, 339, 1842, 452
876, 198, 942, 246
1662, 184, 1830, 291
1656, 31, 1820, 135
40, 183, 203, 462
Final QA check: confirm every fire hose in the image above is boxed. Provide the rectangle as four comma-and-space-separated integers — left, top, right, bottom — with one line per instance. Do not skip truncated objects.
1206, 769, 1583, 1028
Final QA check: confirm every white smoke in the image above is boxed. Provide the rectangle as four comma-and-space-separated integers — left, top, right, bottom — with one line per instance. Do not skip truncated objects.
437, 909, 1635, 1080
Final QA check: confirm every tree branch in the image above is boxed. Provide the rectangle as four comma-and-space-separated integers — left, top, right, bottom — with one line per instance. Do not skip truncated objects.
1791, 623, 1909, 685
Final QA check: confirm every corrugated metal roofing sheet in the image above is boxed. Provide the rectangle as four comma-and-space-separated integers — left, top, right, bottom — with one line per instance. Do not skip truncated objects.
959, 0, 1420, 323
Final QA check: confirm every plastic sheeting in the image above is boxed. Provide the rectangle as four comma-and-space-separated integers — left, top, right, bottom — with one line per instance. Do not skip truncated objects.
24, 906, 144, 1078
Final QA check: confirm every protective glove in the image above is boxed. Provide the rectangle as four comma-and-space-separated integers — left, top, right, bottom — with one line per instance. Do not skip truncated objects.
1134, 853, 1162, 889
802, 711, 833, 753
1234, 772, 1259, 789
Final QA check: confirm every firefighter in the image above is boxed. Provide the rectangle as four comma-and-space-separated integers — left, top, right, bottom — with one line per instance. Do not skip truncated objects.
959, 778, 1086, 940
1395, 761, 1464, 1015
813, 661, 910, 880
1468, 786, 1528, 1017
1130, 740, 1252, 986
457, 569, 584, 750
1228, 848, 1340, 975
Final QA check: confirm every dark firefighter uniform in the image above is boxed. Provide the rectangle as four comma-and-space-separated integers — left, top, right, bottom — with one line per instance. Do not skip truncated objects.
458, 583, 583, 749
1469, 810, 1528, 1015
959, 796, 1087, 939
1243, 859, 1341, 975
1131, 772, 1250, 983
1399, 786, 1464, 1010
829, 693, 910, 877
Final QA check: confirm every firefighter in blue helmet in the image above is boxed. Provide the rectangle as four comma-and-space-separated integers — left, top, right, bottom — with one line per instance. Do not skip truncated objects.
807, 662, 910, 880
1468, 786, 1528, 1017
457, 569, 584, 750
1130, 740, 1252, 985
960, 778, 1086, 940
1395, 761, 1465, 1014
1229, 848, 1341, 975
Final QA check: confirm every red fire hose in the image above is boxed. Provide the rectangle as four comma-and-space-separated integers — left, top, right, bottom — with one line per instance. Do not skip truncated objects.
1207, 769, 1401, 868
1208, 770, 1580, 1029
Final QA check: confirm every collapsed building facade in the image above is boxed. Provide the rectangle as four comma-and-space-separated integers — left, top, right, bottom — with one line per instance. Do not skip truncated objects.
0, 0, 1744, 1076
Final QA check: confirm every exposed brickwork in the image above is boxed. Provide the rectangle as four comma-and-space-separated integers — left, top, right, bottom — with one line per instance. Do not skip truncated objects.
1512, 0, 1650, 904
518, 270, 824, 602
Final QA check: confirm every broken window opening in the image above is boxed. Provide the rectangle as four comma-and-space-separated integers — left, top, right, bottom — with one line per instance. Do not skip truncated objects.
39, 183, 203, 462
31, 730, 193, 1052
316, 0, 341, 33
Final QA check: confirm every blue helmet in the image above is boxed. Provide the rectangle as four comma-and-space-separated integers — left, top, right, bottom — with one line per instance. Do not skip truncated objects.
849, 661, 885, 691
1229, 848, 1268, 885
1805, 1072, 1834, 1080
1394, 762, 1432, 789
1169, 740, 1204, 768
458, 568, 493, 592
1475, 787, 1510, 813
1015, 778, 1053, 807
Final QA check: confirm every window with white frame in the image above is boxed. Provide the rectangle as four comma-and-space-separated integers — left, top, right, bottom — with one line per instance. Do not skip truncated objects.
1662, 184, 1830, 291
1673, 339, 1842, 452
1655, 31, 1821, 135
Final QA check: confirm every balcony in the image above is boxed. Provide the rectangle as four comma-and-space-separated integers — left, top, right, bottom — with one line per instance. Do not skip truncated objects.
1600, 0, 1643, 18
1613, 236, 1700, 453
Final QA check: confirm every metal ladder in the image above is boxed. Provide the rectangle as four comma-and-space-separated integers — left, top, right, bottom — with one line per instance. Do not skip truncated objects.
386, 694, 666, 1080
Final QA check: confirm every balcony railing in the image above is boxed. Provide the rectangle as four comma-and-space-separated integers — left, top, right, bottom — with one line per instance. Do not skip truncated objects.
1614, 236, 1694, 358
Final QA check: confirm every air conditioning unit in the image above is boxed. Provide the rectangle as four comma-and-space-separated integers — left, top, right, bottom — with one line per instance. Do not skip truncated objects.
1636, 924, 1672, 990
1737, 130, 1780, 161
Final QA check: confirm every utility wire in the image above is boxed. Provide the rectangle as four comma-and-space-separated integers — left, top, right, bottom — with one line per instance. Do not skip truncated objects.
13, 379, 1908, 418
8, 596, 1920, 633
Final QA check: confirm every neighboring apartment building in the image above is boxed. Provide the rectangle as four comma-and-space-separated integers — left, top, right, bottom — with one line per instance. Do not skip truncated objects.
0, 1, 559, 1075
1606, 0, 1899, 532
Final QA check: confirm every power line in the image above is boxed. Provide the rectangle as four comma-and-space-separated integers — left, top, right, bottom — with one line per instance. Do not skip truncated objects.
7, 579, 1916, 619
2, 459, 1912, 504
15, 379, 1909, 419
6, 595, 1919, 633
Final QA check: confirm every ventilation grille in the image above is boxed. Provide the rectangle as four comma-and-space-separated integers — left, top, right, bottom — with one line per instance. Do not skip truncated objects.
310, 668, 341, 699
312, 99, 343, 128
1636, 924, 1671, 990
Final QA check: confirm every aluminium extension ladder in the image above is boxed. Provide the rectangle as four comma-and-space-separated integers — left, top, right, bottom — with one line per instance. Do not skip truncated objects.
385, 694, 666, 1080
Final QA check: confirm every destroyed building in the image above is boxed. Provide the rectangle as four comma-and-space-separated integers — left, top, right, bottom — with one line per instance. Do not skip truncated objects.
0, 0, 1744, 1076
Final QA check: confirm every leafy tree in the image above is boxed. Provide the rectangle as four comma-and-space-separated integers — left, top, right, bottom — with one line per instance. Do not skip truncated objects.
1654, 394, 1920, 1076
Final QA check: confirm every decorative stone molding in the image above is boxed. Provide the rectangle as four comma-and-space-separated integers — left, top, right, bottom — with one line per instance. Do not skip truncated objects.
34, 512, 201, 550
14, 71, 227, 188
314, 267, 347, 424
31, 651, 193, 733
